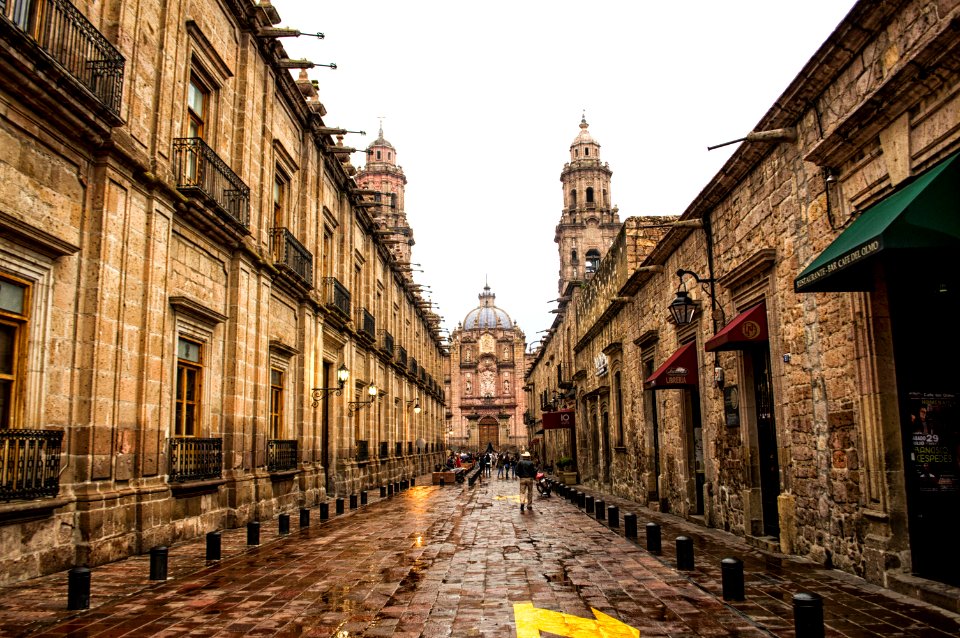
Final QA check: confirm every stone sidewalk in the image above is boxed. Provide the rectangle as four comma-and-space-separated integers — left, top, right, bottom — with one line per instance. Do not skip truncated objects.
0, 474, 956, 636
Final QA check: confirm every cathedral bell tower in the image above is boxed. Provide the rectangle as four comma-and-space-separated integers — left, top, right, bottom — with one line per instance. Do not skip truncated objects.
554, 116, 621, 294
356, 125, 414, 265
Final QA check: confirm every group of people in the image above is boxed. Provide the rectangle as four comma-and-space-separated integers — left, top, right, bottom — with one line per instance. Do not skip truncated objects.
442, 446, 541, 511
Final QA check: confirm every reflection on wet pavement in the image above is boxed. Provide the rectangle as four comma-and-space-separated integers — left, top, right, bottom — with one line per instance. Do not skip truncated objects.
0, 476, 957, 636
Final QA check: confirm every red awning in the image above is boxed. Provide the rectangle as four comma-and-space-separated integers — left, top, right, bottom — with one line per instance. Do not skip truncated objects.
704, 302, 768, 352
542, 410, 575, 429
645, 342, 699, 389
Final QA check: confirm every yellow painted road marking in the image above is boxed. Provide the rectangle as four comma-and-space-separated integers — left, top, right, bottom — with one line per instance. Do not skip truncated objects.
514, 602, 640, 637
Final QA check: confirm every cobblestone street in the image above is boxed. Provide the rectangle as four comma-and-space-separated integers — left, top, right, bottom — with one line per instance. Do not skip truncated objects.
0, 475, 958, 637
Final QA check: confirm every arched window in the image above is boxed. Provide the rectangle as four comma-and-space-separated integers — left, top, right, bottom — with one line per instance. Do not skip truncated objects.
570, 189, 577, 206
376, 150, 381, 160
585, 148, 590, 156
586, 249, 601, 274
586, 187, 595, 203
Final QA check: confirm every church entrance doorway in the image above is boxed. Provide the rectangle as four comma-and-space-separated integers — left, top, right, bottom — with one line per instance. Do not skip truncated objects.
478, 417, 499, 451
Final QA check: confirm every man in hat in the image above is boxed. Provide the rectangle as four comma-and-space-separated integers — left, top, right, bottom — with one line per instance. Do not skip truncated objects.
516, 451, 537, 511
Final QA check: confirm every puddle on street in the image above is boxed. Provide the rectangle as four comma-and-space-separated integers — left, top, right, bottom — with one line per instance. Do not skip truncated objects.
318, 585, 356, 612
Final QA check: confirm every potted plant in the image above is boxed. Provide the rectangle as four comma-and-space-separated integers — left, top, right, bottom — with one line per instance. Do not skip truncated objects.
555, 456, 577, 484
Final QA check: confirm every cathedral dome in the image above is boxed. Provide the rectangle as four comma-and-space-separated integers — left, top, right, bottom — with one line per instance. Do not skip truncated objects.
463, 285, 513, 330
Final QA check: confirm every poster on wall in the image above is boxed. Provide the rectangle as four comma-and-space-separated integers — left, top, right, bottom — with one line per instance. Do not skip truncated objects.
907, 392, 958, 492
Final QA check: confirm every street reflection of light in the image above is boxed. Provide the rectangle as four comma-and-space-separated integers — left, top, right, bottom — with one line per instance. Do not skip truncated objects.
416, 535, 423, 546
335, 632, 350, 638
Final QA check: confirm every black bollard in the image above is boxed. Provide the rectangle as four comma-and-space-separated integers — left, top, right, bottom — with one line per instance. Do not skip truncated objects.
67, 566, 91, 610
646, 522, 662, 554
349, 494, 358, 509
380, 485, 387, 497
389, 483, 395, 495
278, 513, 290, 535
624, 513, 638, 538
247, 521, 260, 546
439, 478, 445, 487
607, 505, 619, 528
401, 479, 408, 490
676, 536, 694, 570
335, 498, 344, 515
585, 495, 595, 514
410, 477, 416, 487
299, 508, 310, 528
793, 592, 825, 638
578, 491, 586, 509
721, 558, 745, 601
394, 481, 400, 493
360, 490, 368, 505
149, 546, 168, 580
206, 531, 221, 561
595, 500, 606, 522
319, 502, 329, 520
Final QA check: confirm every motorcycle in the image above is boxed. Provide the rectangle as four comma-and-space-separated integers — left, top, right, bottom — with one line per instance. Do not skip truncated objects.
535, 471, 551, 497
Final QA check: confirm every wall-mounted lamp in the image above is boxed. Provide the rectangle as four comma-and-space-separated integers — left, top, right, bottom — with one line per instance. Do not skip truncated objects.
311, 364, 349, 408
347, 384, 379, 415
668, 269, 717, 326
407, 397, 421, 414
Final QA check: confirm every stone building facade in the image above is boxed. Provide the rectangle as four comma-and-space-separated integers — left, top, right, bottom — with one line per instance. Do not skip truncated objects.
0, 0, 445, 585
447, 286, 528, 452
527, 0, 960, 611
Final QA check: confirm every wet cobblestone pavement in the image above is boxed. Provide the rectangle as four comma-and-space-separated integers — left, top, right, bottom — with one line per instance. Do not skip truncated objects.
0, 475, 958, 637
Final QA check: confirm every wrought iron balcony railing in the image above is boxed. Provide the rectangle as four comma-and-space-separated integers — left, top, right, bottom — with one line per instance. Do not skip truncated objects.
323, 277, 350, 319
3, 0, 125, 116
381, 331, 394, 357
359, 308, 375, 341
168, 437, 222, 482
409, 357, 418, 377
270, 227, 313, 289
266, 439, 297, 472
0, 429, 63, 501
356, 439, 369, 463
379, 441, 388, 459
396, 346, 407, 368
172, 137, 250, 228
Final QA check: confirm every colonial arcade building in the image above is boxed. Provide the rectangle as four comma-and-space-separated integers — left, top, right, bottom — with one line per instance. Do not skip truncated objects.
527, 0, 960, 611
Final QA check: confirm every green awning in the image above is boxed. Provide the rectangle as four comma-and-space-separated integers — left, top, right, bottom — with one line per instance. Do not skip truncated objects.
795, 152, 960, 293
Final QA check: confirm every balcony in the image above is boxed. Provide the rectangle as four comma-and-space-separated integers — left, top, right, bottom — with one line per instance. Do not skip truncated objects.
266, 439, 298, 472
323, 277, 351, 321
2, 0, 125, 118
409, 357, 418, 377
358, 308, 375, 342
380, 331, 394, 358
172, 137, 250, 230
396, 346, 407, 368
168, 437, 222, 482
270, 227, 313, 290
0, 429, 63, 501
356, 440, 369, 463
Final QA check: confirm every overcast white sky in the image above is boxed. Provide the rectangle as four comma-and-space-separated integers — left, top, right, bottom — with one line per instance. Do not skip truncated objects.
272, 0, 858, 346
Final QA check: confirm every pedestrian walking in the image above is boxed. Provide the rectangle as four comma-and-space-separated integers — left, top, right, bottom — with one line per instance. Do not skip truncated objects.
516, 451, 536, 511
496, 453, 505, 479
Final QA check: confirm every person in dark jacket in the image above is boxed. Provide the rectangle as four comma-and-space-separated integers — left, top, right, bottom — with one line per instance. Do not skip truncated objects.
516, 451, 536, 511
